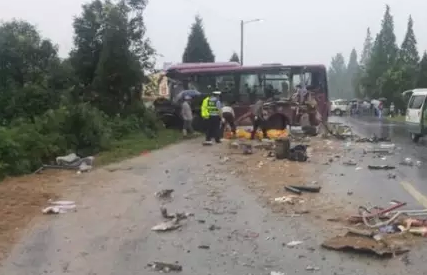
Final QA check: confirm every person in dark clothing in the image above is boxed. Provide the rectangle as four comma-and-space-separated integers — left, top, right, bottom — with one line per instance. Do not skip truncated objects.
250, 99, 268, 140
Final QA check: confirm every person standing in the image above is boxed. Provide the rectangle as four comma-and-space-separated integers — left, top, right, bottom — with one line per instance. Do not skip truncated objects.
181, 95, 194, 137
201, 91, 222, 144
390, 102, 395, 117
250, 99, 268, 140
378, 101, 383, 119
220, 101, 237, 138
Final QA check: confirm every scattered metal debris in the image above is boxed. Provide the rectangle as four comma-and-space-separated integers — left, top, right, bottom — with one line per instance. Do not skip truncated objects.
289, 185, 321, 193
155, 189, 174, 198
160, 207, 192, 220
306, 265, 320, 271
343, 160, 357, 166
208, 224, 221, 231
368, 165, 395, 170
147, 261, 182, 272
286, 240, 303, 248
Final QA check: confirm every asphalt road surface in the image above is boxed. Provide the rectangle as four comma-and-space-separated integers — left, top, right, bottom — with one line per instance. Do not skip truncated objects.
330, 116, 427, 208
1, 135, 427, 275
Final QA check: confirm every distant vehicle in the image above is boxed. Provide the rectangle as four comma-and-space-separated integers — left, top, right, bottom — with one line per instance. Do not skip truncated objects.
403, 89, 427, 142
330, 99, 349, 116
154, 62, 329, 132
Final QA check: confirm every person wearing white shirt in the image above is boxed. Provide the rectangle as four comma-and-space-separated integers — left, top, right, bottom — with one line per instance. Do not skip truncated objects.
220, 101, 236, 137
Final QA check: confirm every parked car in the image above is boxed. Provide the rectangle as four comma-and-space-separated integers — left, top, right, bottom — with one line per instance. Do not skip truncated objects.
330, 99, 349, 116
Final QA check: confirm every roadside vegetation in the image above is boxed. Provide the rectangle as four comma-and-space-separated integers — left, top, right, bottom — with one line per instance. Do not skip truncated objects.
328, 5, 427, 112
0, 0, 179, 180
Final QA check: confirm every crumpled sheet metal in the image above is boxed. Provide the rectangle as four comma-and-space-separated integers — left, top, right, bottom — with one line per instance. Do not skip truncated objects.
321, 232, 410, 257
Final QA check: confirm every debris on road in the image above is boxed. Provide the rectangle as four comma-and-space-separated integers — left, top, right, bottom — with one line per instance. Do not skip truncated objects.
368, 165, 395, 170
399, 157, 422, 167
42, 200, 76, 214
343, 160, 357, 166
155, 189, 174, 199
289, 185, 321, 193
388, 173, 396, 179
147, 261, 182, 272
286, 240, 303, 247
285, 186, 302, 195
306, 265, 320, 271
274, 195, 304, 205
198, 245, 210, 249
321, 231, 410, 257
270, 272, 285, 275
285, 185, 321, 195
160, 207, 192, 220
151, 218, 181, 232
208, 224, 221, 231
35, 153, 95, 174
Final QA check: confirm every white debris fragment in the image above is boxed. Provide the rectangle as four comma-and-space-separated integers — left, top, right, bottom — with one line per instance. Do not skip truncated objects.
286, 240, 303, 247
42, 200, 76, 214
355, 167, 363, 171
271, 272, 285, 275
306, 265, 320, 271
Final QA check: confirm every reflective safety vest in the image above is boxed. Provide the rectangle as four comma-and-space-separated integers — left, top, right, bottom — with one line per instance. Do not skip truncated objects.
201, 96, 219, 118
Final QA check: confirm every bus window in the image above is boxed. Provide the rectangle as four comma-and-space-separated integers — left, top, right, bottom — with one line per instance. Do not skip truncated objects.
263, 71, 290, 98
239, 74, 262, 104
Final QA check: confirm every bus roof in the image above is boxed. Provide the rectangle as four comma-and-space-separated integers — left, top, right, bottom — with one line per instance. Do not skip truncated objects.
167, 62, 241, 71
166, 63, 326, 77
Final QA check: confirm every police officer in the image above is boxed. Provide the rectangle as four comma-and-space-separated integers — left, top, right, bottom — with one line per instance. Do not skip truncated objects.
201, 90, 222, 144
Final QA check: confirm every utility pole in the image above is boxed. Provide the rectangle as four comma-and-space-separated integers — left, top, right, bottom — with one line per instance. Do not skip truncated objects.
239, 19, 262, 66
240, 20, 244, 65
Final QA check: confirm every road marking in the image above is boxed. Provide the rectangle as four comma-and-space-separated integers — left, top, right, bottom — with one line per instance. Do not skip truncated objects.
399, 181, 427, 208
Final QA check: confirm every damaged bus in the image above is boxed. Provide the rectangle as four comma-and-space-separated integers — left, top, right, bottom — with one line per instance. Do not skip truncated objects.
153, 62, 329, 133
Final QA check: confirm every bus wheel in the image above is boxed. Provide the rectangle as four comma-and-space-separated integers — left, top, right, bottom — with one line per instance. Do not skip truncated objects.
411, 133, 421, 143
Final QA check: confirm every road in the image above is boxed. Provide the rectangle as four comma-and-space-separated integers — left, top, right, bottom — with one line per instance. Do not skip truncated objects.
0, 134, 427, 274
330, 115, 427, 210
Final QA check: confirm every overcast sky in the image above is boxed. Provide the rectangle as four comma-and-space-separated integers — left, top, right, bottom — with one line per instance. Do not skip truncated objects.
1, 0, 426, 68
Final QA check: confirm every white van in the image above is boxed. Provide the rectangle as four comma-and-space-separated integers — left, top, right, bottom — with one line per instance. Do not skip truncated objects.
404, 89, 427, 142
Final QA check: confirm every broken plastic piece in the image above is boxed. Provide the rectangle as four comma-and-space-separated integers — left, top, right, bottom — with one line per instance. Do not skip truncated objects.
147, 261, 182, 272
286, 240, 303, 247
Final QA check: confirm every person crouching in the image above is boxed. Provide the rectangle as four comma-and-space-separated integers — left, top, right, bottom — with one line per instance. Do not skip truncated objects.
220, 101, 237, 138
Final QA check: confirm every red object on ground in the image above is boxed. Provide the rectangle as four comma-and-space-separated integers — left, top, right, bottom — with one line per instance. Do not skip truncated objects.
141, 150, 150, 155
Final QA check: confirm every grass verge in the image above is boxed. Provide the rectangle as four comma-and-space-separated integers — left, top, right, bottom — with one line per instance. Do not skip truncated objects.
96, 129, 199, 166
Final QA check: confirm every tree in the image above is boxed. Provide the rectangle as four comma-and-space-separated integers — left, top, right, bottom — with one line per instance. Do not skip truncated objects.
398, 16, 419, 66
229, 52, 240, 63
363, 5, 398, 99
356, 28, 373, 98
416, 52, 427, 88
182, 16, 215, 63
0, 20, 65, 123
346, 49, 359, 98
328, 53, 347, 99
70, 0, 155, 115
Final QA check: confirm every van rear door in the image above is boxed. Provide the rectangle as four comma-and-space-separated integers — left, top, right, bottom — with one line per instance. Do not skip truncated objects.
406, 94, 426, 133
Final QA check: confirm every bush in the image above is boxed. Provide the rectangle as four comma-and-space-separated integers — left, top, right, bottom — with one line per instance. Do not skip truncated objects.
0, 102, 163, 179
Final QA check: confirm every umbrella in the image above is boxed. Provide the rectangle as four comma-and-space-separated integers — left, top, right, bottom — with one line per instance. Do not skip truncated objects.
174, 90, 201, 102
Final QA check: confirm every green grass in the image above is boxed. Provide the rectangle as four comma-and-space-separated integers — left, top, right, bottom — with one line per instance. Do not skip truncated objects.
96, 129, 195, 166
386, 115, 405, 123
